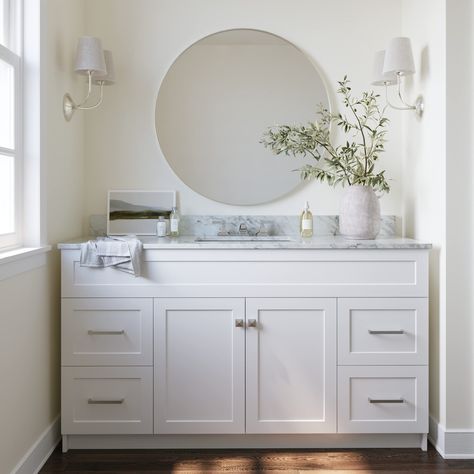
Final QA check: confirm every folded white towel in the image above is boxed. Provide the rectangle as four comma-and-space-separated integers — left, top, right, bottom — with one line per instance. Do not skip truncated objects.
80, 236, 143, 276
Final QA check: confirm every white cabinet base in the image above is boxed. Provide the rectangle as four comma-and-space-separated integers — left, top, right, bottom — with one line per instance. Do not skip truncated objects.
62, 433, 428, 451
60, 247, 430, 450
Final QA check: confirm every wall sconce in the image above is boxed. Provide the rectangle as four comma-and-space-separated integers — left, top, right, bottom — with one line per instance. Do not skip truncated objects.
372, 37, 424, 117
63, 36, 115, 121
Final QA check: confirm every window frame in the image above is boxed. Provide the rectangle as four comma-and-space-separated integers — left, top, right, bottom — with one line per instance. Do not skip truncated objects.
0, 0, 22, 251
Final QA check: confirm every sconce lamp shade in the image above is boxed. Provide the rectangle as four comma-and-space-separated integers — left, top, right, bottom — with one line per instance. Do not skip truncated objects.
383, 37, 415, 76
92, 50, 115, 85
371, 50, 397, 86
74, 36, 107, 75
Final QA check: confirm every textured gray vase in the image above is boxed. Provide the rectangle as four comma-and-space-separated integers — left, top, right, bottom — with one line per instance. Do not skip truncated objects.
339, 185, 381, 240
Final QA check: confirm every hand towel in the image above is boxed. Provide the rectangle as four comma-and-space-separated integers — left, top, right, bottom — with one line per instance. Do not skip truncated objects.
80, 236, 143, 276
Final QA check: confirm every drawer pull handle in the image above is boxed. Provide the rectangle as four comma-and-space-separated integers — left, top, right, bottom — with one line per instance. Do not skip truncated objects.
87, 398, 124, 404
235, 319, 244, 328
88, 330, 125, 335
368, 398, 405, 404
248, 319, 257, 328
368, 330, 404, 335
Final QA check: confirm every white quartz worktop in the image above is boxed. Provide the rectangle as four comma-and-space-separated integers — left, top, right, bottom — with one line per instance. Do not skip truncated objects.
57, 235, 431, 250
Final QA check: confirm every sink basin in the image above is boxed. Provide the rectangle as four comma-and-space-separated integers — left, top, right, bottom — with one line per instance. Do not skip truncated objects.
194, 235, 294, 242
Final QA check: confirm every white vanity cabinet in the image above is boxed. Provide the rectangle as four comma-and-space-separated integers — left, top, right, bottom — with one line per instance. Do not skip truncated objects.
59, 244, 430, 451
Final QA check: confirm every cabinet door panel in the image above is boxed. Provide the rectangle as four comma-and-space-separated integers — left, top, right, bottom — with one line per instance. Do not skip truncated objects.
155, 298, 245, 434
246, 298, 336, 433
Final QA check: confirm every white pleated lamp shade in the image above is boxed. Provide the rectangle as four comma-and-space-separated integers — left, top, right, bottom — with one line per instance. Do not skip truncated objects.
371, 50, 397, 86
92, 50, 115, 85
383, 37, 415, 76
74, 36, 107, 76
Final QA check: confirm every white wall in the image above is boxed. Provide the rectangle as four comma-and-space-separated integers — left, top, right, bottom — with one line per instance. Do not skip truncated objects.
401, 0, 447, 428
0, 0, 85, 472
403, 0, 474, 436
445, 0, 474, 430
83, 0, 403, 221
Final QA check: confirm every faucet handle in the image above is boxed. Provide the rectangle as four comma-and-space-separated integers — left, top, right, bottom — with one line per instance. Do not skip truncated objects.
256, 222, 270, 236
238, 223, 248, 236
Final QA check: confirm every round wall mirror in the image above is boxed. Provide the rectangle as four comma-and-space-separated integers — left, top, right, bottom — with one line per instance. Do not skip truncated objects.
155, 29, 330, 205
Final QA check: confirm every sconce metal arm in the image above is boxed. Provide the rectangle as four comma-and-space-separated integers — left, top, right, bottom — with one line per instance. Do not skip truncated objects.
384, 84, 414, 111
384, 76, 424, 117
76, 81, 104, 110
63, 72, 104, 121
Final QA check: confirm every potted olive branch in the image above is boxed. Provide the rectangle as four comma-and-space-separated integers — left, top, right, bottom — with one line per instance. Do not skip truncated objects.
261, 76, 390, 239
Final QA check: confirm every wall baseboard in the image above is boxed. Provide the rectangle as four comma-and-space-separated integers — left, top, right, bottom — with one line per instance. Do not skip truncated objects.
11, 415, 60, 474
429, 415, 474, 459
8, 414, 473, 466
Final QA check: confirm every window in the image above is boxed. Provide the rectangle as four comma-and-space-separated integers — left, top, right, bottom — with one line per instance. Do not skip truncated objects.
0, 0, 21, 250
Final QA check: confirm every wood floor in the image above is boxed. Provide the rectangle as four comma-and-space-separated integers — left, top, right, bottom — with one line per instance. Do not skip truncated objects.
40, 445, 474, 473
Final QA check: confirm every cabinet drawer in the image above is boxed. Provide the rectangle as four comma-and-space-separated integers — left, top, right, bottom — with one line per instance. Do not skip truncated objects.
338, 298, 428, 365
62, 298, 153, 366
62, 249, 429, 298
61, 367, 153, 434
338, 366, 428, 433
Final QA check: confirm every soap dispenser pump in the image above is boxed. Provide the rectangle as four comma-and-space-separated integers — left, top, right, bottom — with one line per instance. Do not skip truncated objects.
300, 201, 313, 238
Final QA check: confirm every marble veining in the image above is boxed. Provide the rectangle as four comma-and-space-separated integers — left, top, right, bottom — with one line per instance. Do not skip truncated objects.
88, 214, 398, 238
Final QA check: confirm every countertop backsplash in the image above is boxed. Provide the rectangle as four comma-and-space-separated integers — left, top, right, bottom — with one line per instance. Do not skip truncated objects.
89, 214, 400, 238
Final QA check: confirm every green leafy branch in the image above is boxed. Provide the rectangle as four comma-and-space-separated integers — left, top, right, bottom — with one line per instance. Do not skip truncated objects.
260, 76, 391, 193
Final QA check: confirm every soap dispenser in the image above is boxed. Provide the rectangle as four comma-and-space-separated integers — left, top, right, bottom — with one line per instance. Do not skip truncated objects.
300, 201, 313, 238
157, 216, 167, 237
170, 206, 180, 237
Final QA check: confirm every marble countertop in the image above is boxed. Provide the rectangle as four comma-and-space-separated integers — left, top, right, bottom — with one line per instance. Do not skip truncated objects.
57, 235, 432, 250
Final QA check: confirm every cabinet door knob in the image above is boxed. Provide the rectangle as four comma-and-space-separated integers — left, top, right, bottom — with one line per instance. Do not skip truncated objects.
235, 319, 244, 328
248, 319, 257, 328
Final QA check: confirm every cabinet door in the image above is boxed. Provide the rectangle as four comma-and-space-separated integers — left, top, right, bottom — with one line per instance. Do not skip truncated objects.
154, 298, 245, 434
246, 298, 336, 433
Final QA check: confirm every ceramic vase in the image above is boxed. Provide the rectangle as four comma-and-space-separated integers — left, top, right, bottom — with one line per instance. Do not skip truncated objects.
339, 185, 381, 240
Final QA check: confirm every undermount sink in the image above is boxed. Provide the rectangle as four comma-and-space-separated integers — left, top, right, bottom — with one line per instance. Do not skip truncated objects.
194, 235, 294, 242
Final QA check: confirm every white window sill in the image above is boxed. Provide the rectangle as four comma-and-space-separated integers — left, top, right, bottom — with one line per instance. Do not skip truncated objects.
0, 245, 52, 281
